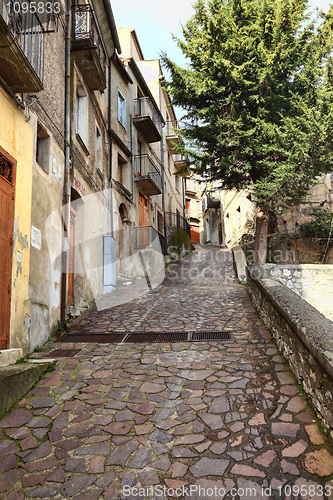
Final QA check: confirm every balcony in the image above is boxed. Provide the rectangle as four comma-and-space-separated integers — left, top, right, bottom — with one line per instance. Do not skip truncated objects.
165, 211, 191, 238
134, 154, 162, 196
185, 180, 196, 197
134, 226, 165, 254
165, 119, 181, 153
0, 0, 45, 92
71, 4, 106, 91
206, 192, 221, 209
133, 97, 162, 143
174, 154, 190, 177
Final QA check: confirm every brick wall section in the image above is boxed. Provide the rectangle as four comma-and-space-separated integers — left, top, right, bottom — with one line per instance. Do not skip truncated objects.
247, 268, 333, 440
249, 264, 333, 321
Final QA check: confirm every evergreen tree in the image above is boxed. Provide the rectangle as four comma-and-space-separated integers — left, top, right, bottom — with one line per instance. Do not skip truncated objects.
162, 0, 333, 262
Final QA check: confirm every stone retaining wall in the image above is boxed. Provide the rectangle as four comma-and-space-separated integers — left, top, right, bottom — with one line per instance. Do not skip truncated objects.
247, 267, 333, 440
249, 264, 333, 321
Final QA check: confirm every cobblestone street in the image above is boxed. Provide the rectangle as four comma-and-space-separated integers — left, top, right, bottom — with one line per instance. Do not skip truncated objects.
1, 245, 333, 499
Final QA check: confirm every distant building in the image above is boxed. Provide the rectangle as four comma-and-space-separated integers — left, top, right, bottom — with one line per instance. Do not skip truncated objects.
110, 28, 190, 279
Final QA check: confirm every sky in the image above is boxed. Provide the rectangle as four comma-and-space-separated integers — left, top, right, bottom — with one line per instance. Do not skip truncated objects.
111, 0, 332, 118
111, 0, 194, 66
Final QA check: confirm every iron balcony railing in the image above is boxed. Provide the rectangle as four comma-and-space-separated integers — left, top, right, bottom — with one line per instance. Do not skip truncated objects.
165, 211, 191, 238
134, 97, 162, 134
174, 153, 186, 163
135, 226, 165, 253
166, 119, 178, 136
72, 4, 106, 76
0, 0, 45, 84
206, 191, 221, 209
134, 154, 162, 192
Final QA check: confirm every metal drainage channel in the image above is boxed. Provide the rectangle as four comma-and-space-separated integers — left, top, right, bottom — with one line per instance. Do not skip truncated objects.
58, 331, 232, 344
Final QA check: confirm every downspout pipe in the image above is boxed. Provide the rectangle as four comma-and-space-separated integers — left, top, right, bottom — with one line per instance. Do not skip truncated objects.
160, 138, 166, 255
108, 56, 113, 236
61, 0, 71, 327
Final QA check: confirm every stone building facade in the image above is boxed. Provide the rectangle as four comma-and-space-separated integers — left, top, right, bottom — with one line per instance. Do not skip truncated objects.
186, 173, 333, 249
0, 2, 186, 361
0, 0, 67, 357
109, 28, 189, 280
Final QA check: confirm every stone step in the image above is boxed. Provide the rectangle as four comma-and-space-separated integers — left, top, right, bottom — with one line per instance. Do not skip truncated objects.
0, 361, 55, 419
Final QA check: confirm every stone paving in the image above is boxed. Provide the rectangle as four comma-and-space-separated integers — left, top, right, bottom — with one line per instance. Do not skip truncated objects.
1, 245, 333, 499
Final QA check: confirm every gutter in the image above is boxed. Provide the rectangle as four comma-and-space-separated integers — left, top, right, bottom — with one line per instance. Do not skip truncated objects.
102, 0, 121, 54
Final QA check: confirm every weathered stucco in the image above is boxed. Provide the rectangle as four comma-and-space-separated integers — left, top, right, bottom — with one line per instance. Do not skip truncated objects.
0, 87, 33, 355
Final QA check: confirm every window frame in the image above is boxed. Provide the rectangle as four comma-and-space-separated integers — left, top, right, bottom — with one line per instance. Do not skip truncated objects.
117, 89, 126, 129
76, 90, 88, 147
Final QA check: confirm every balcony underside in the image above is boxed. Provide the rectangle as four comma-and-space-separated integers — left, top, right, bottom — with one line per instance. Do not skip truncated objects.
72, 41, 106, 91
133, 116, 161, 143
185, 189, 196, 197
0, 17, 43, 92
166, 135, 181, 153
135, 175, 161, 197
175, 161, 190, 177
207, 198, 220, 209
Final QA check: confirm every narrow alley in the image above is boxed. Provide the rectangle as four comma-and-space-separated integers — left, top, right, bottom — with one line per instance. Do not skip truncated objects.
1, 246, 333, 499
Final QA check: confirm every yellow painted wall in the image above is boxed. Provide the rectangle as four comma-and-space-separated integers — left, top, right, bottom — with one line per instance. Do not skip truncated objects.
0, 87, 33, 354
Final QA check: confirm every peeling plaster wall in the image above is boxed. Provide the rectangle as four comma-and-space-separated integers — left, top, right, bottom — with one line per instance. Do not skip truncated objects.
0, 87, 34, 355
0, 23, 66, 354
29, 115, 64, 351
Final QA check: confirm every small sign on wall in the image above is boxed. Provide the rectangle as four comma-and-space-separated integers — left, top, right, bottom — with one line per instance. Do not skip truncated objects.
31, 226, 41, 250
52, 153, 63, 180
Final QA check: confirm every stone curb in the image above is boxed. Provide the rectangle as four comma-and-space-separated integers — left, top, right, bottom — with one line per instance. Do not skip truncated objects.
232, 246, 247, 283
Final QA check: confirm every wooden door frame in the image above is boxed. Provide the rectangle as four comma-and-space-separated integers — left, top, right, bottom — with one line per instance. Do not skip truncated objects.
0, 145, 17, 349
138, 190, 149, 248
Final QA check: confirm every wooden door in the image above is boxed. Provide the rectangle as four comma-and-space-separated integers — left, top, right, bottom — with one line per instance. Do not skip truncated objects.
138, 191, 148, 247
190, 226, 200, 243
186, 200, 190, 217
67, 206, 76, 306
0, 147, 16, 349
139, 191, 148, 227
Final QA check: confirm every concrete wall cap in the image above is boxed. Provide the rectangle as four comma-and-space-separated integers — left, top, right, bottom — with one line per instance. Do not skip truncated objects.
247, 269, 333, 380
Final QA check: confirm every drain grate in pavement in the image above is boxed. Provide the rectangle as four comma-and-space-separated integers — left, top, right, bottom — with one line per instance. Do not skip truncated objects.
58, 333, 125, 343
124, 332, 189, 343
57, 331, 232, 343
192, 331, 232, 341
48, 348, 82, 357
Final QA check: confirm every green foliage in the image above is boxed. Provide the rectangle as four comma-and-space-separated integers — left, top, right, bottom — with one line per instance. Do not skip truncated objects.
15, 357, 29, 364
162, 0, 333, 215
298, 206, 333, 238
15, 354, 38, 364
57, 320, 65, 332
